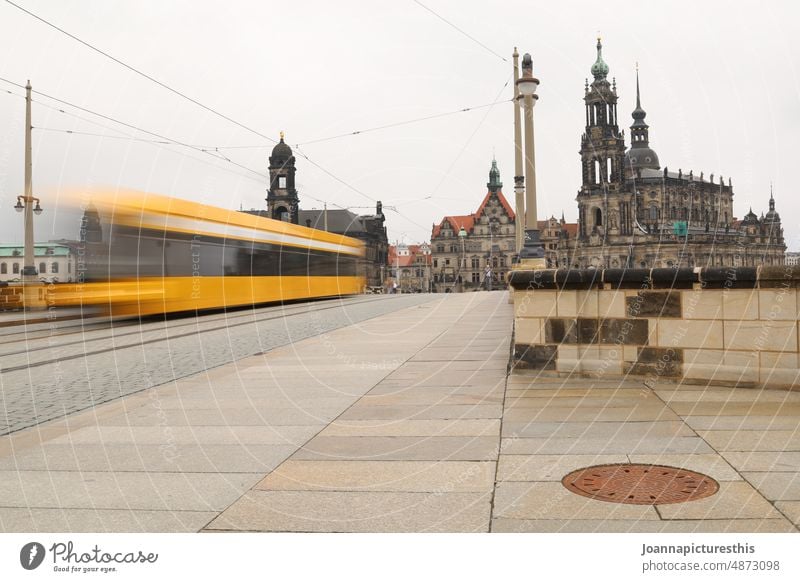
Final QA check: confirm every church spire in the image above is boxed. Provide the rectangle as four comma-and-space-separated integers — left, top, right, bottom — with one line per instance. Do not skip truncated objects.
625, 65, 660, 170
770, 182, 775, 210
591, 37, 609, 81
487, 157, 502, 192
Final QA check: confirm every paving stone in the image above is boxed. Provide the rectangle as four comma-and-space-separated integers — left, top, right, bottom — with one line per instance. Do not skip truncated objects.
721, 451, 800, 472
0, 471, 262, 511
656, 481, 782, 520
47, 425, 320, 446
102, 407, 344, 426
697, 430, 800, 451
628, 454, 742, 481
493, 482, 660, 520
775, 502, 800, 527
292, 436, 499, 461
501, 420, 694, 439
683, 416, 800, 431
491, 518, 796, 533
0, 443, 297, 472
360, 392, 503, 406
658, 389, 800, 403
256, 460, 495, 492
0, 507, 216, 533
0, 294, 438, 437
502, 406, 681, 423
205, 490, 492, 532
506, 396, 661, 408
742, 472, 800, 501
497, 454, 628, 481
320, 419, 500, 437
671, 402, 800, 416
505, 388, 649, 398
339, 404, 503, 421
500, 436, 713, 455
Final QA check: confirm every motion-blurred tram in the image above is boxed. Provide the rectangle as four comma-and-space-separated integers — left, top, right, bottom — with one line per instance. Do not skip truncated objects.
53, 190, 365, 316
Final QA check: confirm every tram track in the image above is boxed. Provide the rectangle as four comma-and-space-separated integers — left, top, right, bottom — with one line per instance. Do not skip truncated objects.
0, 295, 389, 367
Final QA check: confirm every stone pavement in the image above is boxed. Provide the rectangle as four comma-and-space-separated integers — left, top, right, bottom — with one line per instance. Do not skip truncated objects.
0, 291, 798, 532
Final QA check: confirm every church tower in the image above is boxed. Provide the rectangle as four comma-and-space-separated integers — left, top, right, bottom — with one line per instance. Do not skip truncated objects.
577, 38, 627, 239
487, 157, 502, 193
624, 68, 660, 172
266, 132, 299, 223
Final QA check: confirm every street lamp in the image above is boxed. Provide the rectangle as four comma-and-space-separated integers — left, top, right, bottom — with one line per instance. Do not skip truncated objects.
485, 219, 499, 291
458, 226, 467, 291
18, 81, 45, 286
516, 53, 545, 263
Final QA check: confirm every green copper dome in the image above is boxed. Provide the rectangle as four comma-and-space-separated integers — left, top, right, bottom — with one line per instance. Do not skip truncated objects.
591, 37, 609, 80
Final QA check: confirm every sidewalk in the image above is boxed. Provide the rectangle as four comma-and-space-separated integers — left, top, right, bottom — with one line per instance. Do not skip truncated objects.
0, 291, 798, 532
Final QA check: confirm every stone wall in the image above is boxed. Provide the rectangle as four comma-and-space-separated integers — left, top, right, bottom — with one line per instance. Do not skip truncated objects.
508, 266, 800, 390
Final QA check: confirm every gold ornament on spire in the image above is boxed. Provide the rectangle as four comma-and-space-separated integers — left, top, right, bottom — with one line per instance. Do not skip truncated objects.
280, 131, 285, 140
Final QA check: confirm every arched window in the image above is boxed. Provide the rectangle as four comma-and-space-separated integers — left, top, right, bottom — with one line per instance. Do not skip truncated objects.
51, 262, 59, 273
594, 208, 603, 227
594, 160, 600, 185
39, 262, 46, 274
0, 263, 5, 274
492, 256, 498, 268
12, 263, 19, 274
649, 206, 658, 220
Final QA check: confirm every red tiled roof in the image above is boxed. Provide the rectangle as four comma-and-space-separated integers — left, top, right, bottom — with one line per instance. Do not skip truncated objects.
388, 244, 431, 267
475, 189, 515, 221
432, 189, 517, 239
431, 214, 475, 239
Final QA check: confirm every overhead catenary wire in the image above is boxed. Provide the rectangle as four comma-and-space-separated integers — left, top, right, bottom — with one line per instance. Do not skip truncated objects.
2, 1, 500, 236
3, 0, 278, 145
411, 0, 507, 63
0, 77, 271, 189
0, 76, 268, 182
0, 4, 430, 231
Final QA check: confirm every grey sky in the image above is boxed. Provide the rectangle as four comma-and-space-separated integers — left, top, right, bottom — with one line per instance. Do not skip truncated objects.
0, 0, 798, 248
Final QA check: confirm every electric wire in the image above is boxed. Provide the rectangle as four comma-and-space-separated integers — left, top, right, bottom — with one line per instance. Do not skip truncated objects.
411, 0, 507, 62
1, 1, 504, 234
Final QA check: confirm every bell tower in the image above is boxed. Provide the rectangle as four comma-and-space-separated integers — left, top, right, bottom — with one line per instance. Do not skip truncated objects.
577, 38, 627, 239
266, 132, 299, 223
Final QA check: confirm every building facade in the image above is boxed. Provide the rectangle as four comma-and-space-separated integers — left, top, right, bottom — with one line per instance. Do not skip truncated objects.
430, 160, 518, 292
388, 242, 431, 293
557, 39, 785, 269
244, 135, 389, 288
298, 204, 389, 289
0, 243, 76, 283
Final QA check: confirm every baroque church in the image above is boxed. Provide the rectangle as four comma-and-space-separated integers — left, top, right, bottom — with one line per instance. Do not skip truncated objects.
555, 39, 785, 269
242, 133, 389, 288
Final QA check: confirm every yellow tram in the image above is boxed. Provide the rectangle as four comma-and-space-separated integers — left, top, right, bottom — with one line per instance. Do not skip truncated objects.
52, 190, 366, 316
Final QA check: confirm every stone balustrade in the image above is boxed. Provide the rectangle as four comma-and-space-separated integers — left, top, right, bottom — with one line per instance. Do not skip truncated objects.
508, 266, 800, 390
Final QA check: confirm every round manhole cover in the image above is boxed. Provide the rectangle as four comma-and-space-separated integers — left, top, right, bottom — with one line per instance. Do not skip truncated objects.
562, 464, 719, 505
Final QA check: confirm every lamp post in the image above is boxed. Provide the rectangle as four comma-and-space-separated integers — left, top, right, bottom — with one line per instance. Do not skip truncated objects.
486, 219, 498, 291
458, 226, 467, 292
512, 48, 525, 255
17, 81, 45, 308
516, 53, 545, 264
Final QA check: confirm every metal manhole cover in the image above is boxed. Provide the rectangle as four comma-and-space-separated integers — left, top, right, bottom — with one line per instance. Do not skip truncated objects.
562, 464, 719, 505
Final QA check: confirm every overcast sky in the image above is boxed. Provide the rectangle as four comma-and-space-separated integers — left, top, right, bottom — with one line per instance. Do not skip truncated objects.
0, 0, 798, 248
